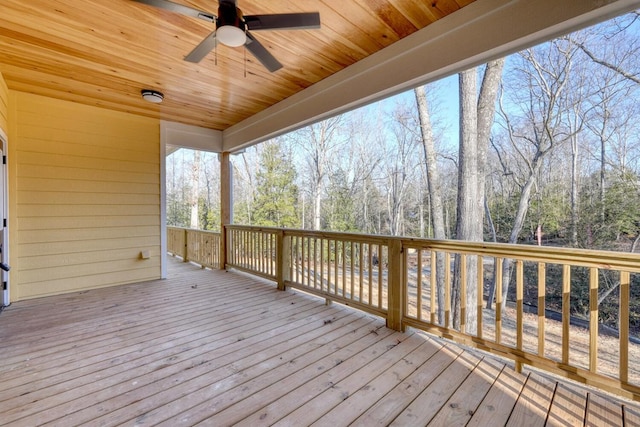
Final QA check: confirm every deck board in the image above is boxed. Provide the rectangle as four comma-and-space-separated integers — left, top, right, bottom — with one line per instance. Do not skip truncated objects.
467, 367, 528, 426
389, 349, 483, 425
305, 339, 444, 427
267, 333, 427, 427
0, 258, 638, 426
507, 373, 556, 426
546, 383, 587, 426
427, 356, 504, 425
585, 392, 624, 426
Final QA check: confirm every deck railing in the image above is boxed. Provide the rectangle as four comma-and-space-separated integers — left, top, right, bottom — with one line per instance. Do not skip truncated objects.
167, 226, 221, 269
167, 225, 640, 401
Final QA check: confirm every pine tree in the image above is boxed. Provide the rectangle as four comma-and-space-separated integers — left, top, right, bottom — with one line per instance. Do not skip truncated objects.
252, 141, 299, 227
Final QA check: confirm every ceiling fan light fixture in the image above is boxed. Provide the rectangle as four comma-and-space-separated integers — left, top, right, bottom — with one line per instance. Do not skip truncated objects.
141, 89, 164, 103
216, 25, 246, 47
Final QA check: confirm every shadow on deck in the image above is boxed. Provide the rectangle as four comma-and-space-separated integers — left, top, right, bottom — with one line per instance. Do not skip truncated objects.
1, 257, 639, 426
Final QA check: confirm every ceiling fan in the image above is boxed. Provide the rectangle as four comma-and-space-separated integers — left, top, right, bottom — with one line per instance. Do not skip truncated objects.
132, 0, 321, 72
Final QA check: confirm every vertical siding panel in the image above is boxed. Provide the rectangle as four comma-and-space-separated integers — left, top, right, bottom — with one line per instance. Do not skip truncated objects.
10, 92, 161, 300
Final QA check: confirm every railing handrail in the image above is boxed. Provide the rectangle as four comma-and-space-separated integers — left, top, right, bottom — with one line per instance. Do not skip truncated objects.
226, 224, 640, 271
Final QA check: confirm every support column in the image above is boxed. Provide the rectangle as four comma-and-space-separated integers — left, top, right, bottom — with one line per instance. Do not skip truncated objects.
387, 238, 405, 331
276, 230, 291, 291
220, 152, 232, 270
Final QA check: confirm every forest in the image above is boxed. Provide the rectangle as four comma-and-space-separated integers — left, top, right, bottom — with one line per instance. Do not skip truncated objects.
167, 12, 640, 332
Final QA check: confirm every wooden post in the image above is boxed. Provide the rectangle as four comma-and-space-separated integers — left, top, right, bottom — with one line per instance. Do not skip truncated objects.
181, 228, 188, 262
276, 230, 291, 291
220, 152, 232, 270
387, 238, 404, 331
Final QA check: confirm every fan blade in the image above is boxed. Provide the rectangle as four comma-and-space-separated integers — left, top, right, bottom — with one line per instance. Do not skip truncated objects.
184, 30, 217, 63
245, 32, 282, 72
131, 0, 215, 22
245, 12, 320, 31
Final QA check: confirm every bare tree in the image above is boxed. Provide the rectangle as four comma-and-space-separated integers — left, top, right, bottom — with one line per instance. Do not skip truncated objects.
414, 85, 448, 323
232, 148, 259, 225
452, 68, 481, 330
293, 117, 344, 230
201, 152, 220, 230
189, 150, 201, 229
494, 40, 580, 303
452, 61, 505, 331
383, 105, 420, 236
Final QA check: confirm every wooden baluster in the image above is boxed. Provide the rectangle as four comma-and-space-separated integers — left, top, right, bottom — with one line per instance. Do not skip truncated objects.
589, 267, 598, 373
445, 252, 451, 329
562, 264, 571, 366
620, 270, 630, 384
328, 240, 332, 295
401, 245, 406, 315
342, 240, 347, 297
516, 259, 523, 372
359, 242, 364, 302
417, 248, 423, 321
538, 262, 546, 357
430, 250, 436, 324
477, 254, 483, 339
368, 243, 374, 306
320, 238, 325, 292
460, 254, 467, 334
495, 257, 503, 344
378, 245, 384, 308
350, 241, 355, 301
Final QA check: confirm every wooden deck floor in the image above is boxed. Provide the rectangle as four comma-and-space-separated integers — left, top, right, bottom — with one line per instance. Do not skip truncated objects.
1, 258, 640, 426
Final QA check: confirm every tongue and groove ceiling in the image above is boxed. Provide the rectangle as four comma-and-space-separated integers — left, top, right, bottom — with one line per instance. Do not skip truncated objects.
0, 0, 636, 151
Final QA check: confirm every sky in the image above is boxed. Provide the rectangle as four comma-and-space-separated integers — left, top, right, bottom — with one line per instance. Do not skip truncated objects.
372, 74, 460, 150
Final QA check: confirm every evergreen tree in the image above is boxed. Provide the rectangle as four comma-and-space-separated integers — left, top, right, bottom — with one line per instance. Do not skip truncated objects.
326, 169, 357, 231
252, 141, 299, 227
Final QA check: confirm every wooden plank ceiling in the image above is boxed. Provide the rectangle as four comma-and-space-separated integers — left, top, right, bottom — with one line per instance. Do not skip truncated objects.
0, 0, 474, 132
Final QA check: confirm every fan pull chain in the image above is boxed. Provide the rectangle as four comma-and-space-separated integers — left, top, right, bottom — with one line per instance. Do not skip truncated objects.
243, 27, 248, 78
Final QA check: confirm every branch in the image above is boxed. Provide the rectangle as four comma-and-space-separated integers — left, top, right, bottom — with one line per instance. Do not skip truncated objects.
577, 43, 640, 85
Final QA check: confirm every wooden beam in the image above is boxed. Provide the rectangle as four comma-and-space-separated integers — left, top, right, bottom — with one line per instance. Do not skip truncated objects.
161, 121, 222, 153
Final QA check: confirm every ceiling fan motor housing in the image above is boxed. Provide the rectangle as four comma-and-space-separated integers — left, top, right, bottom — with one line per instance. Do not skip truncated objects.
217, 1, 245, 31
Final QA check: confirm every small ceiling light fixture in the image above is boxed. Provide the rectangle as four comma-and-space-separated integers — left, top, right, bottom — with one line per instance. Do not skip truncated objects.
141, 89, 164, 103
216, 25, 246, 47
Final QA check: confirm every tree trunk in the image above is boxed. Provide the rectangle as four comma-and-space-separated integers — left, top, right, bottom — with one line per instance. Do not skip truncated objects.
570, 133, 579, 246
501, 166, 540, 302
600, 120, 607, 226
313, 181, 322, 230
414, 85, 447, 325
190, 150, 201, 229
453, 68, 480, 331
476, 59, 505, 315
484, 197, 498, 310
477, 59, 505, 227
